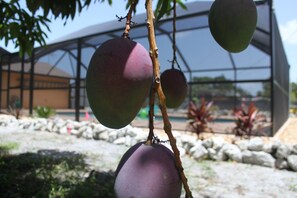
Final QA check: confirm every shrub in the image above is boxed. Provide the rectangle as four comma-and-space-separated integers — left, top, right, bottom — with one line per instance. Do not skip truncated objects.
34, 106, 56, 118
232, 102, 259, 138
187, 98, 214, 136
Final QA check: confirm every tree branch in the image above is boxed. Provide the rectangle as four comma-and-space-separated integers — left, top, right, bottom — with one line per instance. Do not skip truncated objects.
145, 0, 193, 197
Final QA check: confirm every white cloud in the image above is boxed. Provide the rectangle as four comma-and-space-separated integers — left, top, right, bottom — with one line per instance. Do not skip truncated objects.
279, 19, 297, 44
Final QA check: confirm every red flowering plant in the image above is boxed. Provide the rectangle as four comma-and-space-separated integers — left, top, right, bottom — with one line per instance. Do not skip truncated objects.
187, 98, 214, 137
232, 102, 259, 138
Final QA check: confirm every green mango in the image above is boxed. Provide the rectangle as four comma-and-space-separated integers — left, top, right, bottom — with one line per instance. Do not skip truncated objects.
208, 0, 257, 53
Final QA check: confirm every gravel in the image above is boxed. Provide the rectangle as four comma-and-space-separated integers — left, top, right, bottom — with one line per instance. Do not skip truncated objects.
1, 127, 297, 198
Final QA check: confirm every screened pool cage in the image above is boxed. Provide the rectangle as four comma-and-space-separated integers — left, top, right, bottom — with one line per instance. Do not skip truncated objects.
0, 0, 289, 136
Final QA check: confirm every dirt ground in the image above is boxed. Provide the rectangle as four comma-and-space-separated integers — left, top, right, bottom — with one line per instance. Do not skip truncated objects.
273, 117, 297, 145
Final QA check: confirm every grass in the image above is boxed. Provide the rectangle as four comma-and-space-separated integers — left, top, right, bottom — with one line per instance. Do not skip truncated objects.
0, 149, 116, 198
0, 142, 19, 155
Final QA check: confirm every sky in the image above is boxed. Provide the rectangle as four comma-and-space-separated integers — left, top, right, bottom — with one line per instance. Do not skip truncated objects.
1, 0, 297, 82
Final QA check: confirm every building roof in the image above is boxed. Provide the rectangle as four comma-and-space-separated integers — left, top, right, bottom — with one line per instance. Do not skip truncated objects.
0, 47, 10, 56
2, 61, 72, 78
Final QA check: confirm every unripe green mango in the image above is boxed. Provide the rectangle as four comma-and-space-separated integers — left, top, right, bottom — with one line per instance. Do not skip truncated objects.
86, 38, 153, 129
161, 68, 188, 108
208, 0, 257, 53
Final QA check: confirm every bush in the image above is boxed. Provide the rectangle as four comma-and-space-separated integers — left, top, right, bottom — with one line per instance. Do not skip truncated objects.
34, 106, 56, 118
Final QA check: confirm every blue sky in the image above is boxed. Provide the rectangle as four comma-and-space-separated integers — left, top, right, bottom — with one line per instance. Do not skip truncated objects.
1, 0, 297, 82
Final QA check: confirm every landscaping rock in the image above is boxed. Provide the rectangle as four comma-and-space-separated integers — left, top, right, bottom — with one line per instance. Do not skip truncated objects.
113, 137, 126, 145
207, 148, 217, 161
223, 143, 242, 163
275, 144, 291, 159
181, 135, 199, 152
263, 143, 273, 154
234, 139, 249, 151
275, 158, 289, 169
291, 144, 297, 155
202, 138, 213, 149
242, 151, 275, 168
212, 136, 225, 151
248, 137, 263, 151
287, 155, 297, 171
189, 142, 208, 161
70, 129, 81, 137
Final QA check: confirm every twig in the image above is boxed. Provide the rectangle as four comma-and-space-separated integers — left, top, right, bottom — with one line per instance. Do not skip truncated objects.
145, 0, 193, 197
146, 84, 156, 144
121, 0, 139, 39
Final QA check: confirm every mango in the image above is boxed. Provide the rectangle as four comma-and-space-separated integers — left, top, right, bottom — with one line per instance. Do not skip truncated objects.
114, 142, 182, 198
208, 0, 257, 53
161, 68, 188, 108
86, 38, 153, 129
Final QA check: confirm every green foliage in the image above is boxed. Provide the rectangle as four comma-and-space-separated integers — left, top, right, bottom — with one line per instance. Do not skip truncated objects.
155, 0, 187, 21
0, 142, 19, 156
34, 106, 56, 118
187, 98, 214, 136
191, 76, 251, 101
0, 1, 51, 57
0, 151, 115, 197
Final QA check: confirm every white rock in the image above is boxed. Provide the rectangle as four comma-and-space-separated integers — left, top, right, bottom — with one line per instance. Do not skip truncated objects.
223, 144, 242, 163
263, 143, 273, 153
114, 137, 126, 145
34, 123, 43, 131
248, 137, 264, 151
234, 139, 249, 151
82, 127, 93, 139
212, 136, 225, 151
208, 148, 217, 161
189, 142, 208, 161
108, 131, 118, 143
292, 144, 297, 155
181, 135, 200, 153
275, 158, 289, 169
59, 126, 69, 135
275, 144, 291, 159
242, 151, 275, 168
70, 129, 82, 137
98, 131, 109, 141
202, 138, 213, 149
287, 155, 297, 172
125, 136, 132, 147
116, 128, 127, 138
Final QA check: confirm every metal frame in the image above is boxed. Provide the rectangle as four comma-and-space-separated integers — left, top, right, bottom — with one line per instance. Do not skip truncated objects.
0, 0, 289, 136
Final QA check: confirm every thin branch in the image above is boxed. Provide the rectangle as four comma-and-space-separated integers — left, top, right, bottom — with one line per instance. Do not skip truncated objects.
146, 84, 156, 144
121, 0, 139, 39
145, 0, 193, 197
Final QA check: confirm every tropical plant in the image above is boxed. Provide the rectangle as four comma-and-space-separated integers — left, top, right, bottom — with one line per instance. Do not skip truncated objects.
187, 98, 214, 137
232, 102, 258, 138
34, 106, 56, 118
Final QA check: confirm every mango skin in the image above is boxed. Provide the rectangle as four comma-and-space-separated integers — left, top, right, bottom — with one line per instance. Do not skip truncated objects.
208, 0, 257, 53
86, 38, 153, 129
161, 69, 188, 108
114, 142, 182, 198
